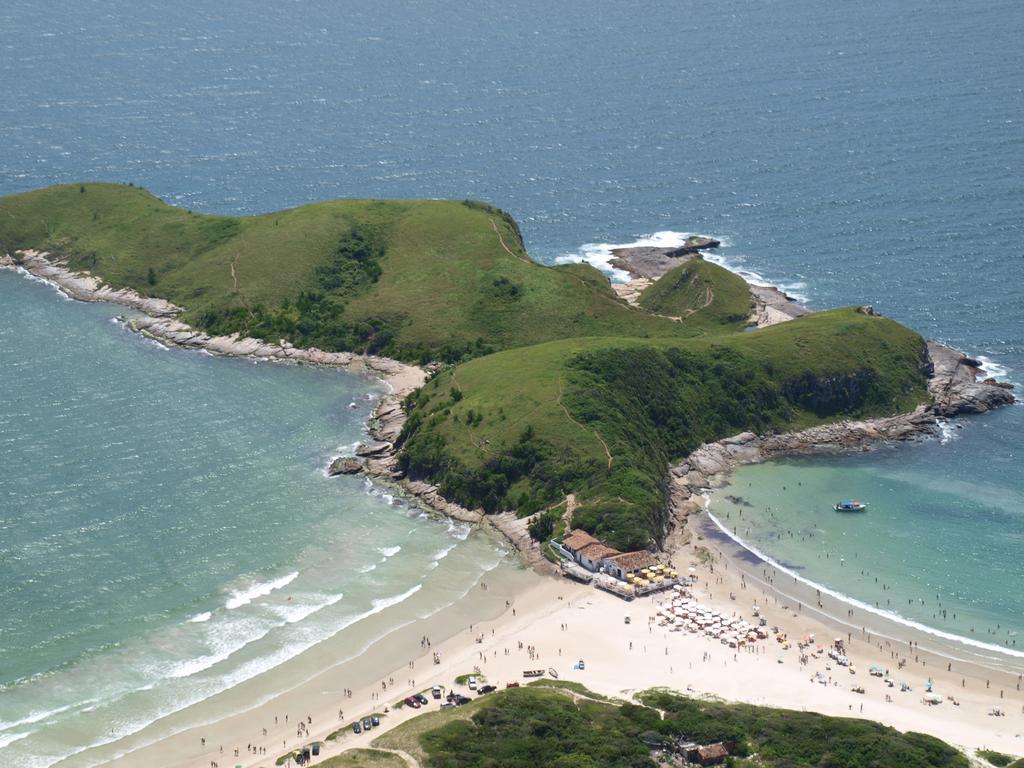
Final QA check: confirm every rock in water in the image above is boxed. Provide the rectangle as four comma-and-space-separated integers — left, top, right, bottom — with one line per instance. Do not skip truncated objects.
327, 457, 364, 476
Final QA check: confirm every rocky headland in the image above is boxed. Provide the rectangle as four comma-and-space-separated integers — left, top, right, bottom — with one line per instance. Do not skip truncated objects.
607, 238, 809, 328
4, 244, 1015, 574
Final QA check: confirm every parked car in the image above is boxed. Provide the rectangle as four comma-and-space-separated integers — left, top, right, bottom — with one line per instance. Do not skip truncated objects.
415, 693, 429, 705
478, 684, 496, 694
431, 685, 443, 699
440, 701, 455, 709
352, 722, 361, 734
371, 715, 380, 727
467, 676, 477, 690
506, 681, 520, 688
362, 717, 373, 731
454, 694, 472, 705
404, 696, 421, 708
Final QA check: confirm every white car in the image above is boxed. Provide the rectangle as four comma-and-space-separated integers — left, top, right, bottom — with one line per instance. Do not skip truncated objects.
467, 676, 477, 690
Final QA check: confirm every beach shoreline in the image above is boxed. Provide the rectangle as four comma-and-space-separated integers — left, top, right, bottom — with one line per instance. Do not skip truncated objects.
87, 523, 1024, 767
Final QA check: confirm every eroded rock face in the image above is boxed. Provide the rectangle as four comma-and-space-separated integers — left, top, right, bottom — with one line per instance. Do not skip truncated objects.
608, 236, 720, 280
926, 341, 1016, 415
355, 441, 392, 458
327, 457, 364, 476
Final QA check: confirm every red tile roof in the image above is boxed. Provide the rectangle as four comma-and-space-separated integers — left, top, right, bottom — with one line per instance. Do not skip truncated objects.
561, 529, 600, 552
577, 542, 620, 561
603, 550, 659, 573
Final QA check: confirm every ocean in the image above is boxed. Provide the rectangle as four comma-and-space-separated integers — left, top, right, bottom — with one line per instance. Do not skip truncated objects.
1, 0, 1021, 762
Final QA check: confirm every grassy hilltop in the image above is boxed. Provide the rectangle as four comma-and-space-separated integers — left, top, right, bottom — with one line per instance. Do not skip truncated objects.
0, 183, 931, 549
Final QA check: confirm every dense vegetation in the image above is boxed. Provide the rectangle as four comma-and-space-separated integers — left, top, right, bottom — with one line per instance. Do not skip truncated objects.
1, 183, 932, 549
405, 684, 966, 768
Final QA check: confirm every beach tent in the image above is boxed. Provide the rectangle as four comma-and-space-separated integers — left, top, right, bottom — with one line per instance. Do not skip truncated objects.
924, 692, 943, 704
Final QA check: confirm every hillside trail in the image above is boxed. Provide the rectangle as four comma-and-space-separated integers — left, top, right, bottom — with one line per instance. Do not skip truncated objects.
488, 218, 532, 265
556, 376, 613, 470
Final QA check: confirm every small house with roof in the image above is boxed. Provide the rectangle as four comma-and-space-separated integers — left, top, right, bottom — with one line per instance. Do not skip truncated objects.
558, 530, 621, 572
600, 550, 659, 581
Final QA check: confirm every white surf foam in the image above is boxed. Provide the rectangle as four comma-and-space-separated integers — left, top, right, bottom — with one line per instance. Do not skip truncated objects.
0, 701, 83, 733
275, 591, 345, 624
432, 543, 457, 562
701, 252, 810, 305
0, 730, 31, 749
704, 503, 1024, 661
936, 420, 961, 445
224, 571, 299, 610
371, 583, 422, 611
187, 611, 212, 623
553, 230, 699, 283
377, 545, 401, 558
974, 354, 1014, 384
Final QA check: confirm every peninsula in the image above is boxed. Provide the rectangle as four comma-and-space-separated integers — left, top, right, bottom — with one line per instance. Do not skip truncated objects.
1, 183, 1012, 557
2, 183, 1020, 768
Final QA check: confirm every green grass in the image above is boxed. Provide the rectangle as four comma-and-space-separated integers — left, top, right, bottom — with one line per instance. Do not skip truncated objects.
399, 308, 930, 549
405, 685, 966, 768
639, 258, 754, 329
0, 183, 690, 363
2, 183, 933, 548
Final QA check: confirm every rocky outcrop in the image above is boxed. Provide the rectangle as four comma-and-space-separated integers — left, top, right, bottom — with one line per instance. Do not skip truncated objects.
610, 277, 653, 307
749, 284, 812, 327
327, 457, 364, 476
608, 237, 719, 281
3, 250, 180, 317
667, 236, 721, 255
926, 341, 1015, 415
355, 441, 392, 458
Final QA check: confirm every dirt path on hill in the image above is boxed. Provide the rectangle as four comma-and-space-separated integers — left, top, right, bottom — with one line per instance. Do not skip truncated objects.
557, 377, 613, 469
489, 218, 532, 264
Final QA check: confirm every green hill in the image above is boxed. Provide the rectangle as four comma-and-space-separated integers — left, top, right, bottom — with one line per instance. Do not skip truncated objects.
0, 183, 689, 363
398, 309, 928, 549
0, 183, 932, 548
638, 258, 754, 329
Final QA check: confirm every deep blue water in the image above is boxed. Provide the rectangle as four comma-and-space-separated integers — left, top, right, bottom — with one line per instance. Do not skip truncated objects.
1, 0, 1022, 762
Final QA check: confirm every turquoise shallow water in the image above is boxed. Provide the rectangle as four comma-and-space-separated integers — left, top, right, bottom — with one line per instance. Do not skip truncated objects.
0, 0, 1022, 762
708, 436, 1024, 657
0, 272, 506, 764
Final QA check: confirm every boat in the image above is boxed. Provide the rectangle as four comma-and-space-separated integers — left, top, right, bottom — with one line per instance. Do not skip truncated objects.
834, 500, 868, 512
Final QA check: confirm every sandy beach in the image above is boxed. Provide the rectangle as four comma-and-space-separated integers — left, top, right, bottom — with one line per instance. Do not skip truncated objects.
73, 499, 1020, 768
